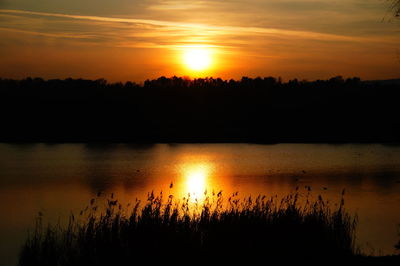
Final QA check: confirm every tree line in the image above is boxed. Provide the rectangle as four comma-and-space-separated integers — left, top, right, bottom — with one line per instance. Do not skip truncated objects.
0, 76, 399, 142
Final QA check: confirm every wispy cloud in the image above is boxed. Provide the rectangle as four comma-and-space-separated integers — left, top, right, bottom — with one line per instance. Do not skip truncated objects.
0, 26, 97, 40
0, 8, 380, 47
147, 0, 205, 10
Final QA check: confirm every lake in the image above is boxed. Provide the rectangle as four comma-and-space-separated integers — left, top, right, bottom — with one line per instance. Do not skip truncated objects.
0, 143, 400, 265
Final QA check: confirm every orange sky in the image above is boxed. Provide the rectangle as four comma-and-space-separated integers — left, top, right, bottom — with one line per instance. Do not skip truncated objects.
0, 1, 399, 81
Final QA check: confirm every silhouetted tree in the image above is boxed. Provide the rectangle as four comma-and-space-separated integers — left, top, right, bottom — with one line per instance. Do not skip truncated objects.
396, 224, 400, 251
393, 0, 400, 17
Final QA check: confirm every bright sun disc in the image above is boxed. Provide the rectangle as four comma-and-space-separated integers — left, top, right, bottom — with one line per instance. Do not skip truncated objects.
183, 48, 212, 71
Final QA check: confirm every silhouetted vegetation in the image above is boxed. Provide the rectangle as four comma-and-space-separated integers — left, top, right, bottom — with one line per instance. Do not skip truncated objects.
392, 0, 400, 17
396, 225, 400, 250
20, 190, 362, 266
1, 76, 399, 142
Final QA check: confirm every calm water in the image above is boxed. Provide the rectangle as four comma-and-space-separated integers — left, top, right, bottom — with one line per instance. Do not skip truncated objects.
1, 143, 400, 264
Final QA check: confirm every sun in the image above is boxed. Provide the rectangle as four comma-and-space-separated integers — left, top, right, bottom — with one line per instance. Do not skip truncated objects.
183, 48, 212, 71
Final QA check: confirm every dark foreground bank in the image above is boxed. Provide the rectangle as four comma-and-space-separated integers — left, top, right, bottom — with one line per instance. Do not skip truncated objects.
1, 77, 400, 143
19, 190, 388, 266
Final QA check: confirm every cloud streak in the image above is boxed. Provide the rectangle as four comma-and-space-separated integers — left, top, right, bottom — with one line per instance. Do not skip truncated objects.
0, 8, 379, 46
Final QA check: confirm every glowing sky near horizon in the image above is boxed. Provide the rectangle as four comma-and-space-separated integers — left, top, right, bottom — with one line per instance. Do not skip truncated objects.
0, 0, 399, 81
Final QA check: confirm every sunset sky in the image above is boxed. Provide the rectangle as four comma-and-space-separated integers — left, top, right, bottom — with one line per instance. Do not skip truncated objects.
0, 0, 399, 82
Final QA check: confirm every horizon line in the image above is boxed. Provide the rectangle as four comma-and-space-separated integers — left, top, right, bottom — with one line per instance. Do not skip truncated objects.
2, 75, 399, 84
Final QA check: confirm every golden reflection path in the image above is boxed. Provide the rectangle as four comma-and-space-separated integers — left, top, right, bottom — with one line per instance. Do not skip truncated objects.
177, 161, 214, 203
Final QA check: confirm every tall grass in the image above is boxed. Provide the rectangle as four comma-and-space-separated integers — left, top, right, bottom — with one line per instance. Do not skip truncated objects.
19, 189, 358, 265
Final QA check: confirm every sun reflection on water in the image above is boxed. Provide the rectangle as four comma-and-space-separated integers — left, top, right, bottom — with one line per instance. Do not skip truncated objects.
180, 162, 213, 202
